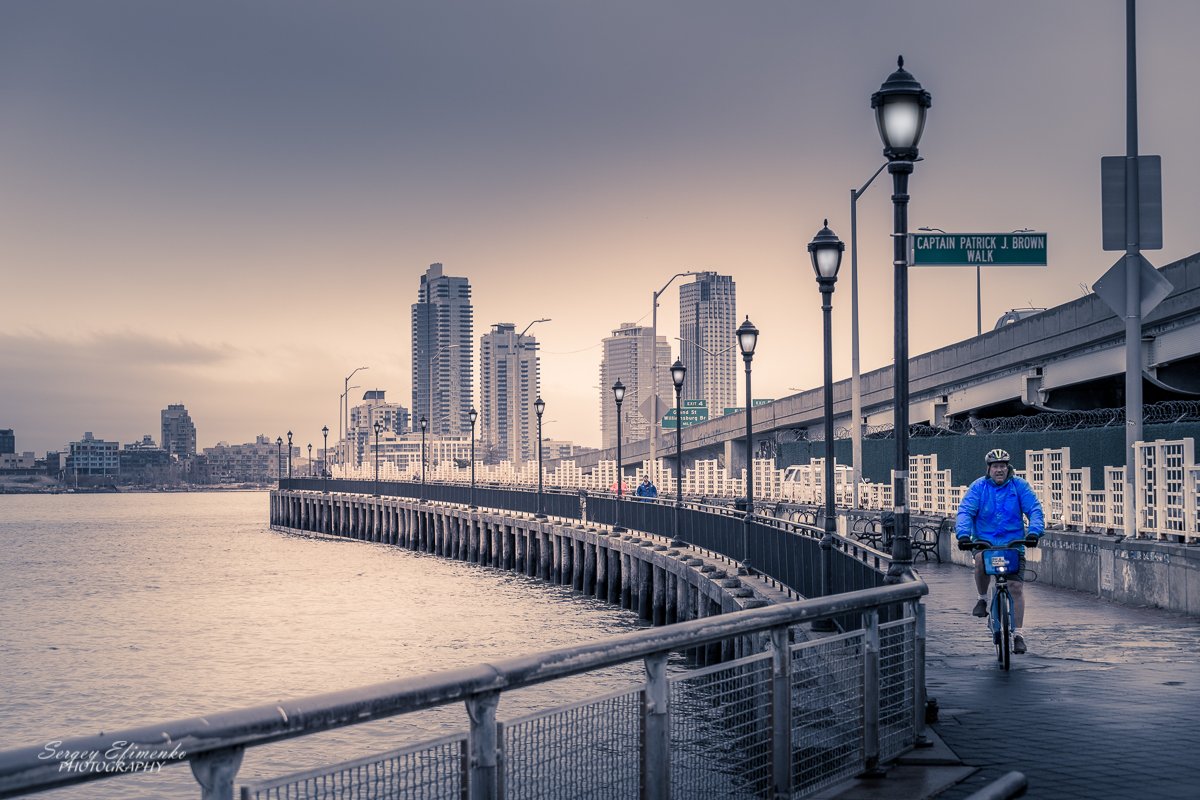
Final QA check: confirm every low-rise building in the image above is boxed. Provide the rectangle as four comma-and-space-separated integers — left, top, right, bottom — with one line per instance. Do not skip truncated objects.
195, 435, 281, 484
67, 432, 120, 476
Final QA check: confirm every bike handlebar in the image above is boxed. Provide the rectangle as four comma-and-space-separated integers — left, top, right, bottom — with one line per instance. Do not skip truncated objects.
958, 537, 1039, 551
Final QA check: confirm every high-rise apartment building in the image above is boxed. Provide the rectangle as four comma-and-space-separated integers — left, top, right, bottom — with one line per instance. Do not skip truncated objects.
347, 390, 410, 466
599, 323, 672, 449
679, 272, 737, 414
479, 323, 541, 465
161, 404, 197, 459
412, 263, 474, 438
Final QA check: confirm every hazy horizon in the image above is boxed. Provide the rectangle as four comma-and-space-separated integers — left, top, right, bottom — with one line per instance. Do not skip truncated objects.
3, 1, 1199, 455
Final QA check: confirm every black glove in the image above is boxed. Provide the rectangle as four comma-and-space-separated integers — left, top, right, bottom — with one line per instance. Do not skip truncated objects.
1024, 534, 1040, 548
957, 536, 974, 551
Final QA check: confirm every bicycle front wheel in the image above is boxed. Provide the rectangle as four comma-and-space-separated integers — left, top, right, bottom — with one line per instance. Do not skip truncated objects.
998, 589, 1011, 671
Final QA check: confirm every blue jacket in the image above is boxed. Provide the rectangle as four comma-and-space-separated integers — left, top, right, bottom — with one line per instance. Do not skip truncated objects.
956, 474, 1044, 546
635, 482, 658, 499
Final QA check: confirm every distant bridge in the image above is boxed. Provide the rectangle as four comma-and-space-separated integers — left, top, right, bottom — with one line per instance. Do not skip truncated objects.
563, 252, 1200, 473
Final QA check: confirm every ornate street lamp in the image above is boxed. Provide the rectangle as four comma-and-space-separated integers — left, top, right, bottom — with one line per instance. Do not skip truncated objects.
286, 430, 293, 480
810, 219, 845, 623
872, 55, 931, 584
670, 359, 687, 548
307, 443, 313, 477
612, 379, 626, 532
736, 316, 759, 575
419, 416, 427, 500
469, 407, 478, 509
321, 425, 329, 493
534, 396, 546, 520
373, 420, 383, 496
276, 436, 283, 484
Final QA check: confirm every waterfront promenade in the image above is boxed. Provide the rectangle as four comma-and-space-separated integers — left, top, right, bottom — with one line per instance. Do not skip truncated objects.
821, 557, 1200, 800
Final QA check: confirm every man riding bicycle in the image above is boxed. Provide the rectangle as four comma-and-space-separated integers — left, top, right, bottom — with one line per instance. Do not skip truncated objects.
955, 448, 1045, 655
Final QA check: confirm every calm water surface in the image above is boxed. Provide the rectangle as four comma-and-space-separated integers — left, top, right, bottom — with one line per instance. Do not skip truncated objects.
0, 492, 648, 798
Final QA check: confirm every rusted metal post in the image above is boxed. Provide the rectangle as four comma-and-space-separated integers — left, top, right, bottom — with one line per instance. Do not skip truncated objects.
862, 608, 882, 776
466, 691, 500, 800
770, 625, 793, 798
641, 653, 670, 800
189, 747, 244, 800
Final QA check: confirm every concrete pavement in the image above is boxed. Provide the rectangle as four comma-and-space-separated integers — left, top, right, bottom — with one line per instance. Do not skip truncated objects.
818, 555, 1200, 799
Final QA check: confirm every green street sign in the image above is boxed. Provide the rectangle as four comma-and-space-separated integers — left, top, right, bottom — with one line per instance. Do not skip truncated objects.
662, 402, 709, 429
723, 407, 743, 416
909, 232, 1048, 266
752, 398, 773, 407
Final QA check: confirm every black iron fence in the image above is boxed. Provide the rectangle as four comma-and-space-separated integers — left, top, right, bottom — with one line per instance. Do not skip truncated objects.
280, 478, 892, 602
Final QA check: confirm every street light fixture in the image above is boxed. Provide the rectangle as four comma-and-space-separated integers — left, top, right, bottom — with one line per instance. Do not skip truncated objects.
469, 407, 478, 509
809, 219, 845, 618
286, 431, 293, 480
321, 425, 329, 493
670, 359, 687, 548
275, 436, 283, 484
343, 367, 369, 468
612, 379, 626, 532
419, 416, 427, 500
736, 316, 759, 576
649, 272, 700, 480
307, 443, 313, 477
872, 55, 931, 585
534, 396, 546, 520
373, 420, 383, 496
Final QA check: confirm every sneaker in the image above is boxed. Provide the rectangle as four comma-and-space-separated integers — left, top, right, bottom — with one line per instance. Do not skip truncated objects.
1013, 634, 1027, 654
972, 599, 988, 617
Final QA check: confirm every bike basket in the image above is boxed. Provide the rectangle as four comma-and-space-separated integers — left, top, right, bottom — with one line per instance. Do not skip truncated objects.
984, 548, 1021, 576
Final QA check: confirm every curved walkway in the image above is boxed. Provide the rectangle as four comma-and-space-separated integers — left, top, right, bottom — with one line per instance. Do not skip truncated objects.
825, 558, 1200, 799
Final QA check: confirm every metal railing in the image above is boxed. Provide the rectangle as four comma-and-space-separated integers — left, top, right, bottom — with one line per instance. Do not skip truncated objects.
279, 478, 894, 602
0, 582, 927, 800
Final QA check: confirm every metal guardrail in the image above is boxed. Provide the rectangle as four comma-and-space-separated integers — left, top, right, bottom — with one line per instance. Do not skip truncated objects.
0, 582, 928, 800
279, 478, 894, 604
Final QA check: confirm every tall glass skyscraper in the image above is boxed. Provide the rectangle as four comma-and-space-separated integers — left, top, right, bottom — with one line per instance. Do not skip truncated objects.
679, 272, 737, 414
411, 263, 474, 438
479, 323, 540, 465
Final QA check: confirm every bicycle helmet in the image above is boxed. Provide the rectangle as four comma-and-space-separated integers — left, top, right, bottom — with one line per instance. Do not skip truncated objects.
984, 448, 1011, 465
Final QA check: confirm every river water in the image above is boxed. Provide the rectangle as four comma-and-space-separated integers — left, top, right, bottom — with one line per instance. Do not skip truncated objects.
0, 492, 649, 798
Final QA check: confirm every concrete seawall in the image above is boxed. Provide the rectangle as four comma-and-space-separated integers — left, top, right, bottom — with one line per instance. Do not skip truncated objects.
270, 490, 793, 658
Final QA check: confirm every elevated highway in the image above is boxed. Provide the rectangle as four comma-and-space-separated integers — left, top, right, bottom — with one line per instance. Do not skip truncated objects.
563, 252, 1200, 472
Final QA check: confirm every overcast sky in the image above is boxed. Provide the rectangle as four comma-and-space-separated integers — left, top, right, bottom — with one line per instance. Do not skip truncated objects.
3, 1, 1199, 454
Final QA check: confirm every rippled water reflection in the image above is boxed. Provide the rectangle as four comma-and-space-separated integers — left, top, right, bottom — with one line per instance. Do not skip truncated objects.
0, 492, 647, 798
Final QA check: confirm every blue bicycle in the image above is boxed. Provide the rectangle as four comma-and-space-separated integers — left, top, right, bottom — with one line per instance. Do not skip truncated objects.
961, 537, 1031, 671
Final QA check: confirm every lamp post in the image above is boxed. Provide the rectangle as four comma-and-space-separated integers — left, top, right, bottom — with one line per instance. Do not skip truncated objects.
736, 317, 759, 576
648, 272, 699, 481
321, 425, 329, 493
810, 220, 845, 619
373, 420, 383, 496
343, 366, 368, 469
275, 436, 283, 484
872, 55, 931, 584
419, 416, 427, 500
612, 379, 626, 532
850, 162, 889, 509
469, 407, 478, 510
670, 360, 687, 548
534, 396, 546, 519
286, 430, 293, 480
307, 443, 312, 477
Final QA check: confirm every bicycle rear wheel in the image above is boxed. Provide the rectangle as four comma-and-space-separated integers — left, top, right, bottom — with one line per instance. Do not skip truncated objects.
997, 589, 1011, 671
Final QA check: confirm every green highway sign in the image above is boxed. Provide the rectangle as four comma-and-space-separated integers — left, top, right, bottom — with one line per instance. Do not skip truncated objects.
909, 232, 1048, 266
662, 399, 709, 429
723, 399, 773, 416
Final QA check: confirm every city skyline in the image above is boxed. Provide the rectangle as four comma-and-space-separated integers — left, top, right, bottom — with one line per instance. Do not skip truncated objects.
3, 2, 1200, 454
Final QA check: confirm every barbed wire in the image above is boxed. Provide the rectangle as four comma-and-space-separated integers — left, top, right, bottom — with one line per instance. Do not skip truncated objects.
841, 401, 1200, 440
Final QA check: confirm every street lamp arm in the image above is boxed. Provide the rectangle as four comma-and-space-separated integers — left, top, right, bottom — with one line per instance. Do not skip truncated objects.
854, 161, 890, 199
518, 318, 551, 339
675, 336, 736, 357
653, 271, 701, 305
